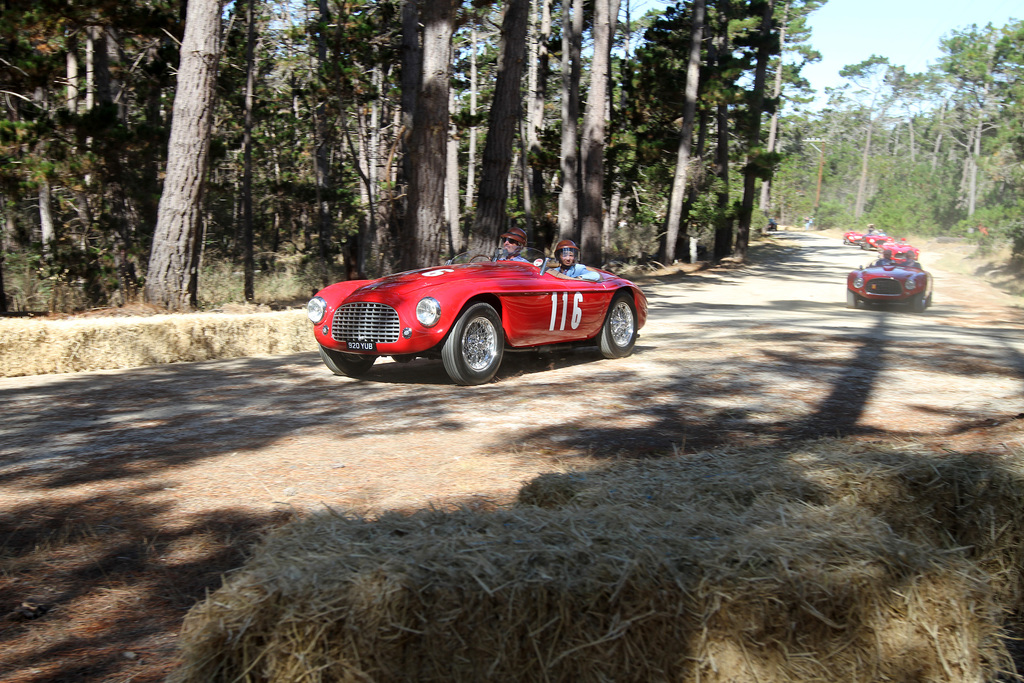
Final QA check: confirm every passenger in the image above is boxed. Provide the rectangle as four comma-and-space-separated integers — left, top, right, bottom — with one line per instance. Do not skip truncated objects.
866, 223, 876, 235
549, 239, 600, 281
498, 227, 530, 262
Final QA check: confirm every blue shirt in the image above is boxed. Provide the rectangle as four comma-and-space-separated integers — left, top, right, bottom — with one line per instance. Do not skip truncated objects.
558, 263, 600, 281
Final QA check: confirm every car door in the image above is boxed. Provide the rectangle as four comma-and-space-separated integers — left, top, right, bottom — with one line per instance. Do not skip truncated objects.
500, 275, 613, 347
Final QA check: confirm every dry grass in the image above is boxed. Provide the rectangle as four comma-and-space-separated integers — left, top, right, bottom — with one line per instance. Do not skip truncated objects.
0, 309, 316, 377
171, 441, 1024, 682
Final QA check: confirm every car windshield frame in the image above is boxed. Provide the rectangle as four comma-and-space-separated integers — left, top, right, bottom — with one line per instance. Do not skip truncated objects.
446, 247, 548, 266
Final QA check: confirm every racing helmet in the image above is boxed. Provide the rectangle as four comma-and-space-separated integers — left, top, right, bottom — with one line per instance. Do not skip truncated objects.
554, 239, 580, 263
500, 226, 527, 249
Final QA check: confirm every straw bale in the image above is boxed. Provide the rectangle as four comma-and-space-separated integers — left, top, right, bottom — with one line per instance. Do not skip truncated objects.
173, 467, 1013, 683
0, 310, 316, 377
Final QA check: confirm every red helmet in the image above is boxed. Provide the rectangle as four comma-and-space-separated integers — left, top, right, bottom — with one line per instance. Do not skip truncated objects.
500, 226, 527, 248
555, 239, 579, 256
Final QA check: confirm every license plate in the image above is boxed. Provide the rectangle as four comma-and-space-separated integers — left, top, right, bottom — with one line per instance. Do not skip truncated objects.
345, 341, 377, 351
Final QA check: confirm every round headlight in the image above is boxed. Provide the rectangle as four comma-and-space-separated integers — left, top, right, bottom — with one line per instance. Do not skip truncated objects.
416, 297, 441, 327
853, 277, 864, 289
904, 277, 918, 291
307, 296, 328, 324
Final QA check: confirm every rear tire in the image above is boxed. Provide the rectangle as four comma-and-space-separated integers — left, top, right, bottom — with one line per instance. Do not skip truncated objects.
442, 303, 504, 385
599, 292, 638, 359
319, 345, 376, 378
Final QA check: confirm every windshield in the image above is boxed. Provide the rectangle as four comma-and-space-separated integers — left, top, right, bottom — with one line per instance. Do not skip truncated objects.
447, 247, 548, 266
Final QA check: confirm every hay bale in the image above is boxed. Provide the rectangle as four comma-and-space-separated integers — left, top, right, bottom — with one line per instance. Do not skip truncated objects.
519, 443, 1024, 606
172, 485, 1012, 682
0, 310, 317, 377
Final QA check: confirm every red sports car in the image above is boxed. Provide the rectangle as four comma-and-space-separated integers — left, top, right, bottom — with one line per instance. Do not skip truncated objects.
306, 247, 648, 385
846, 260, 933, 313
861, 232, 891, 250
843, 230, 865, 246
879, 239, 920, 261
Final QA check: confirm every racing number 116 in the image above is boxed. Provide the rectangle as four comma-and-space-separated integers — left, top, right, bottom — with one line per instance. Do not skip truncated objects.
549, 292, 583, 331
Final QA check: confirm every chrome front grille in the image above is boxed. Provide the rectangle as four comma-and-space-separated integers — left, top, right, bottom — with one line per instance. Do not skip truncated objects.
332, 302, 400, 343
867, 278, 902, 295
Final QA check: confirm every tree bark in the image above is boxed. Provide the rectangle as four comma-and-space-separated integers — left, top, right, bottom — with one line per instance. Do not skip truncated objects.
758, 0, 788, 214
735, 0, 774, 259
242, 0, 257, 302
557, 0, 582, 242
470, 0, 530, 253
145, 0, 223, 310
579, 0, 617, 264
662, 0, 704, 264
406, 0, 457, 268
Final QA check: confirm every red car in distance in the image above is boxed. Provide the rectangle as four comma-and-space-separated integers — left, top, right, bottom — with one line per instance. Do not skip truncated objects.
843, 230, 866, 246
879, 238, 920, 261
306, 247, 648, 385
861, 232, 892, 251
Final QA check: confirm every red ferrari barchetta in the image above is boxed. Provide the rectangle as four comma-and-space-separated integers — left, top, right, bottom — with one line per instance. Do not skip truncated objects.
306, 244, 648, 385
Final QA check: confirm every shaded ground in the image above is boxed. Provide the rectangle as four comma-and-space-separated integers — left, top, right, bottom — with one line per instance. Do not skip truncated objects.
2, 231, 1024, 682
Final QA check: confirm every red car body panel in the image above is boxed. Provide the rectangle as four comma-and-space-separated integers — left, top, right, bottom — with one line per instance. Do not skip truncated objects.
310, 259, 648, 358
843, 231, 865, 246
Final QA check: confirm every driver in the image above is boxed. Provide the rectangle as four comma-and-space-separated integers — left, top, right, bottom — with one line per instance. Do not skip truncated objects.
498, 227, 530, 262
550, 239, 600, 281
872, 248, 896, 267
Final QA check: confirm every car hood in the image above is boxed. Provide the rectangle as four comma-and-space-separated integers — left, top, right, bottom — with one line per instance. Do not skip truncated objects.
859, 265, 924, 277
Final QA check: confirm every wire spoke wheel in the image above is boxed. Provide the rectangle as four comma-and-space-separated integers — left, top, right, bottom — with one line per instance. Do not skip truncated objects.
599, 293, 638, 359
442, 303, 504, 385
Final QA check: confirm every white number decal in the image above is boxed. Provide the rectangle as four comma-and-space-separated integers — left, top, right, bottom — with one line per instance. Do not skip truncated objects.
421, 269, 454, 278
549, 292, 583, 331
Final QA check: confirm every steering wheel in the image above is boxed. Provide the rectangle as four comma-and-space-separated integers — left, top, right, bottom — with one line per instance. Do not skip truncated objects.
469, 254, 492, 263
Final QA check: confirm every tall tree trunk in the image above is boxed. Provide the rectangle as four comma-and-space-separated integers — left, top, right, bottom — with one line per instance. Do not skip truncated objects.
854, 122, 874, 218
241, 0, 257, 302
446, 86, 460, 254
968, 118, 982, 216
470, 0, 529, 252
465, 25, 479, 212
313, 0, 333, 277
758, 0, 788, 214
736, 0, 774, 259
38, 178, 54, 256
557, 0, 582, 241
531, 0, 552, 219
661, 0, 704, 264
145, 0, 223, 310
710, 30, 733, 261
579, 0, 617, 264
66, 32, 79, 112
406, 0, 457, 268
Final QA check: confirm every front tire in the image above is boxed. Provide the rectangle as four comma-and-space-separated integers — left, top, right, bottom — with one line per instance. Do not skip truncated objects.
319, 345, 376, 378
599, 292, 638, 359
442, 303, 504, 385
846, 290, 863, 309
910, 292, 930, 314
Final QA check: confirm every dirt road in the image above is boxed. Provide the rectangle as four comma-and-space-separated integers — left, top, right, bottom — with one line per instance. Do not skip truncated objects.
2, 231, 1024, 681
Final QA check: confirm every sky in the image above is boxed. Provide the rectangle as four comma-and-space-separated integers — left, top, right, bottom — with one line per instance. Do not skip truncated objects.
628, 0, 1023, 107
800, 0, 1023, 107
